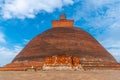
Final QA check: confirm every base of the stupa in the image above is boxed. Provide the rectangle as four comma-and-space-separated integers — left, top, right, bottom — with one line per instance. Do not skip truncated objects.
0, 61, 43, 71
1, 61, 120, 71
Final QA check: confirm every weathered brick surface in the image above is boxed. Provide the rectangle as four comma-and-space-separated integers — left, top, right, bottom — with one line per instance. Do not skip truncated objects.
44, 55, 78, 66
43, 55, 82, 70
12, 27, 116, 63
81, 62, 120, 70
0, 61, 43, 71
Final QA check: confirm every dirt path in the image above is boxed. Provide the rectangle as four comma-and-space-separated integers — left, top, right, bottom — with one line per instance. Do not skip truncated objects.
0, 70, 120, 80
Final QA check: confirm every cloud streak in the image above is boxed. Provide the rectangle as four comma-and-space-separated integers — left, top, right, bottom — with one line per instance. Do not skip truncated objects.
0, 32, 6, 43
0, 27, 23, 66
1, 0, 74, 19
0, 28, 6, 43
0, 45, 23, 66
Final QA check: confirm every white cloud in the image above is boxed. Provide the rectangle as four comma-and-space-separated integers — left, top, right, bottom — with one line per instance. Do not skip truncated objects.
0, 45, 23, 66
0, 28, 6, 43
1, 0, 74, 19
74, 0, 120, 27
23, 39, 30, 44
87, 0, 117, 8
0, 27, 26, 66
0, 27, 23, 66
0, 32, 6, 43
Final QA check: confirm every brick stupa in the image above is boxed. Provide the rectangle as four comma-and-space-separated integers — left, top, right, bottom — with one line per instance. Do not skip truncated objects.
0, 14, 120, 71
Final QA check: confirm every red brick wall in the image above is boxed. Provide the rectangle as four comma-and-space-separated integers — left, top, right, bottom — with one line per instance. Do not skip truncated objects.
52, 20, 74, 28
44, 55, 79, 67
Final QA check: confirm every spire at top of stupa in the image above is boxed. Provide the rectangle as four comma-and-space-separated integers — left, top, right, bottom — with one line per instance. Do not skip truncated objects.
52, 14, 74, 28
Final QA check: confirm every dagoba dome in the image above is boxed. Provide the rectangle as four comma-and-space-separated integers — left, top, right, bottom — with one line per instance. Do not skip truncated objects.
13, 27, 116, 63
13, 14, 116, 63
1, 14, 119, 71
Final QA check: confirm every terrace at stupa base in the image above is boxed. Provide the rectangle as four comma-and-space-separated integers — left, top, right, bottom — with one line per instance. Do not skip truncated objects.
1, 56, 120, 71
0, 14, 120, 71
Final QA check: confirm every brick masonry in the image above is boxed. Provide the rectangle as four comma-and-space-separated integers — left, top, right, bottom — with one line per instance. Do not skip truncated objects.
0, 14, 120, 71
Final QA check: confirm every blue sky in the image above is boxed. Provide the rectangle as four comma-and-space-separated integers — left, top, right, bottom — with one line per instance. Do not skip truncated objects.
0, 0, 120, 66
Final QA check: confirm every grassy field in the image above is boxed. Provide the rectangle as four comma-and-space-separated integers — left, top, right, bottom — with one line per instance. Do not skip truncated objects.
0, 70, 120, 80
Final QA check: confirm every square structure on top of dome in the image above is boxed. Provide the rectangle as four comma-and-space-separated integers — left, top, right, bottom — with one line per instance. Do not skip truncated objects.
52, 14, 74, 28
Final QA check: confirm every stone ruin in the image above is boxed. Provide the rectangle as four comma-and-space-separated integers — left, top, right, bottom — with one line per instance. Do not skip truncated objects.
42, 55, 83, 71
0, 14, 120, 71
